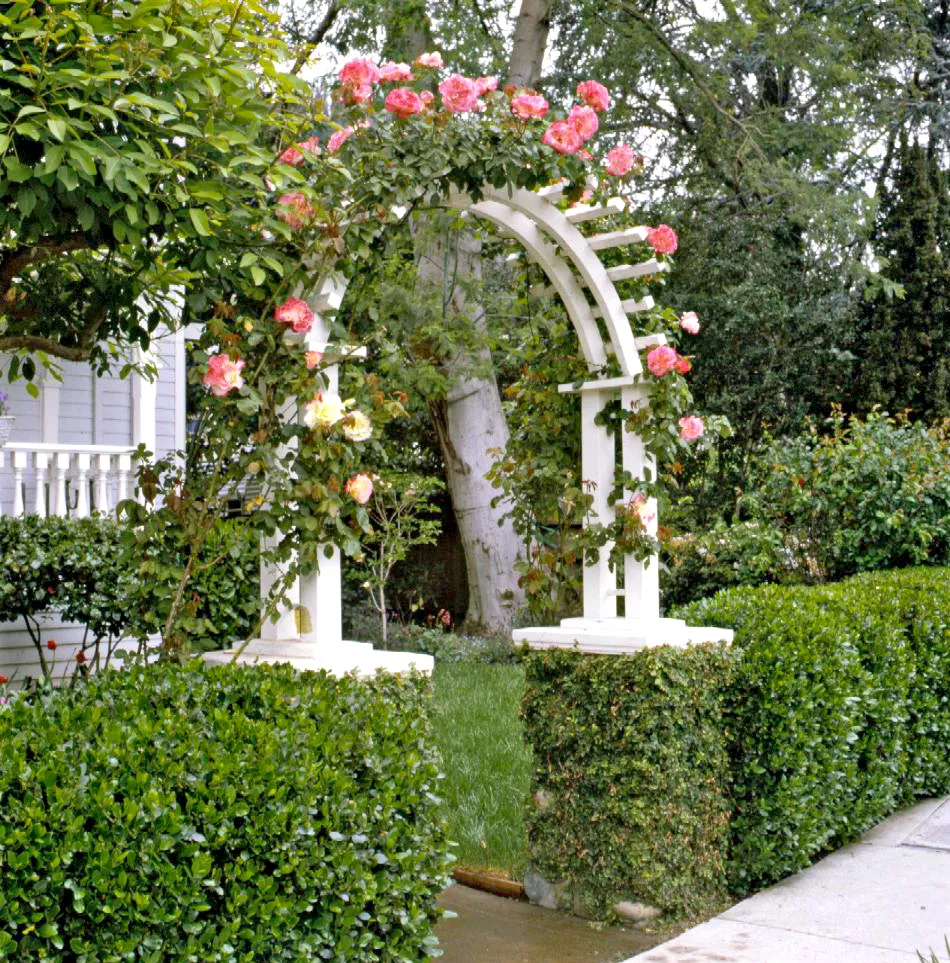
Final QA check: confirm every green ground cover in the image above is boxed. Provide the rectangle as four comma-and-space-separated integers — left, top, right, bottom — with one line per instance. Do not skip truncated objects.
429, 663, 531, 878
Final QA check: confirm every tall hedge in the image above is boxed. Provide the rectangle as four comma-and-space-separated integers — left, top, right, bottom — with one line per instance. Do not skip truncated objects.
523, 567, 950, 918
0, 662, 451, 962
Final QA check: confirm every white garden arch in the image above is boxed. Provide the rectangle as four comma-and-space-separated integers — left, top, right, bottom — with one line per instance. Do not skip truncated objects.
207, 184, 731, 676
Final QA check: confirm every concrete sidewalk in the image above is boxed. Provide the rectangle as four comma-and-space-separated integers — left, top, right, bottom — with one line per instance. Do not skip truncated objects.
624, 797, 950, 963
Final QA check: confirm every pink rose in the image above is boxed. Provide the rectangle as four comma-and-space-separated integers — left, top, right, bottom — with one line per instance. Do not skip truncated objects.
630, 492, 656, 528
577, 80, 611, 112
419, 90, 435, 108
305, 350, 323, 369
475, 76, 498, 95
379, 60, 414, 83
439, 74, 480, 112
679, 311, 700, 335
343, 83, 374, 105
298, 136, 321, 156
605, 143, 636, 176
385, 87, 425, 118
678, 416, 705, 442
339, 58, 380, 87
327, 126, 354, 153
568, 104, 599, 142
278, 145, 304, 167
510, 93, 549, 119
275, 297, 314, 333
646, 344, 678, 377
415, 51, 444, 69
203, 353, 246, 397
542, 120, 583, 155
345, 473, 374, 505
647, 224, 678, 255
674, 354, 692, 374
275, 192, 314, 230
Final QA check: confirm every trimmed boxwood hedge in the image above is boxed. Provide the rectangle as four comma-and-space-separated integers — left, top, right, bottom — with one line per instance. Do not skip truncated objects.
522, 567, 950, 918
0, 662, 451, 962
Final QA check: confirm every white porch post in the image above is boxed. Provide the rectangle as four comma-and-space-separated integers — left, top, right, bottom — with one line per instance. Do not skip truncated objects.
131, 346, 159, 456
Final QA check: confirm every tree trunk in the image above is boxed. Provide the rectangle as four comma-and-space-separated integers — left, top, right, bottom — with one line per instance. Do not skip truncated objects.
508, 0, 554, 88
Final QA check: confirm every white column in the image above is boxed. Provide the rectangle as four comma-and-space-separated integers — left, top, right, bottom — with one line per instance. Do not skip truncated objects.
131, 346, 159, 456
581, 388, 618, 619
12, 451, 26, 517
94, 454, 111, 513
259, 535, 301, 640
74, 453, 91, 518
40, 373, 60, 443
33, 452, 49, 517
620, 385, 660, 620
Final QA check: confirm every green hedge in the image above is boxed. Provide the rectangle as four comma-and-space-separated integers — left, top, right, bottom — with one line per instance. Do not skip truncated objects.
0, 662, 451, 961
522, 644, 734, 918
523, 567, 950, 917
681, 566, 950, 892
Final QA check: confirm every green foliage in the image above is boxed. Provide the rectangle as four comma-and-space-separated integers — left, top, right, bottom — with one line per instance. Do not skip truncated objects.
679, 567, 950, 892
0, 661, 451, 961
743, 410, 950, 580
430, 662, 532, 876
857, 141, 950, 420
661, 520, 806, 609
0, 0, 309, 374
0, 515, 141, 676
522, 644, 734, 919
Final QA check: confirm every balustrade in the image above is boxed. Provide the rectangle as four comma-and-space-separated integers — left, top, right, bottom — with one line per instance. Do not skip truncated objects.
0, 443, 135, 519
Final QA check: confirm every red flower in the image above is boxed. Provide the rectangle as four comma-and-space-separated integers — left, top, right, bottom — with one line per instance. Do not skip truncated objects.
0, 675, 8, 685
76, 651, 87, 664
47, 640, 57, 651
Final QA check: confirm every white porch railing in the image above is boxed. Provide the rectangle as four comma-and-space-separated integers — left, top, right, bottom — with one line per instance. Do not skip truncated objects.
0, 442, 136, 518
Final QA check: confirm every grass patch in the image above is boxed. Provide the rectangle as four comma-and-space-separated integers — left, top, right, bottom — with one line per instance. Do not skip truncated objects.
430, 662, 531, 878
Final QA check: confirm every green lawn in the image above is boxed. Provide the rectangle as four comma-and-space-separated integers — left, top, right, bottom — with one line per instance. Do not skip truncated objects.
429, 662, 532, 878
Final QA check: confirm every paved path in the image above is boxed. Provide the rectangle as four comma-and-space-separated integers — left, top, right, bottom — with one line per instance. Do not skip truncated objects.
624, 797, 950, 963
436, 882, 658, 963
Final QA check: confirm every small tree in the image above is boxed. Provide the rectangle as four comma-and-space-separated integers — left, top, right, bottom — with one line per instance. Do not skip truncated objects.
355, 474, 444, 644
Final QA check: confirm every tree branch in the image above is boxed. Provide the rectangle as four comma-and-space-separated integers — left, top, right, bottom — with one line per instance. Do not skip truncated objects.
290, 0, 343, 75
0, 235, 91, 296
0, 335, 92, 362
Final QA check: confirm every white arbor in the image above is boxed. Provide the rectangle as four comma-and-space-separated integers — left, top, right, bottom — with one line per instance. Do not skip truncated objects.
206, 184, 730, 676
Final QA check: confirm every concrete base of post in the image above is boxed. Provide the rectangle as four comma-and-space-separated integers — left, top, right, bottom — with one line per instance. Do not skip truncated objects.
512, 617, 733, 655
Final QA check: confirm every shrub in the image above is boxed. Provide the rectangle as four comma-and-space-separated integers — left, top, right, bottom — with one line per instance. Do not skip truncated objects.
522, 644, 734, 918
0, 661, 451, 961
743, 410, 950, 580
680, 567, 950, 892
661, 519, 806, 608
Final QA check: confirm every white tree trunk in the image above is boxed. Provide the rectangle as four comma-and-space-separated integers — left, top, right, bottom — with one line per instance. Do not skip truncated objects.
508, 0, 553, 88
416, 230, 525, 634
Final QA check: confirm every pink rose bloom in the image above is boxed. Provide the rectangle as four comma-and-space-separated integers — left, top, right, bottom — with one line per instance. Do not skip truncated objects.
475, 76, 498, 95
542, 121, 583, 155
343, 83, 374, 105
345, 473, 374, 505
415, 51, 444, 69
577, 80, 611, 112
327, 126, 354, 152
578, 149, 593, 162
385, 87, 425, 118
679, 311, 701, 335
339, 58, 380, 87
203, 353, 246, 397
439, 74, 480, 112
275, 192, 314, 230
674, 354, 692, 374
379, 60, 414, 83
630, 492, 656, 528
568, 104, 599, 142
298, 136, 321, 156
278, 145, 304, 167
647, 224, 678, 255
605, 143, 636, 176
510, 93, 549, 119
420, 90, 435, 107
679, 416, 705, 442
646, 344, 678, 377
275, 297, 314, 333
305, 351, 323, 369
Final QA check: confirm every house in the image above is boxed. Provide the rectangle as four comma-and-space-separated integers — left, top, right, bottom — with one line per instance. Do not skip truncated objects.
0, 329, 187, 682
